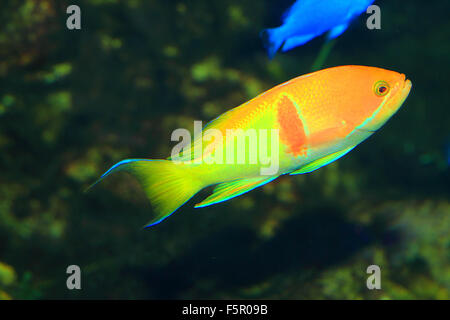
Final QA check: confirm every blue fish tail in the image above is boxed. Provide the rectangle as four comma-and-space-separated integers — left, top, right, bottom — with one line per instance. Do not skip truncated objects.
260, 28, 285, 59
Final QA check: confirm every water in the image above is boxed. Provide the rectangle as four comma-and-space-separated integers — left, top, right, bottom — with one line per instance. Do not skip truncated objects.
0, 0, 448, 299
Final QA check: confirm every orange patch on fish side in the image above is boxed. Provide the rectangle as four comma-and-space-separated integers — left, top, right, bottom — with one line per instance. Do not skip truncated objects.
276, 94, 307, 156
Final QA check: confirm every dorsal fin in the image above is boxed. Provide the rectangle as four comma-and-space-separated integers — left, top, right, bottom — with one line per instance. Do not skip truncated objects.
168, 99, 266, 163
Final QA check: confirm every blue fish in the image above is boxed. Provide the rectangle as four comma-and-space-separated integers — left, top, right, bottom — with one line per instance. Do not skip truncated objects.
261, 0, 375, 58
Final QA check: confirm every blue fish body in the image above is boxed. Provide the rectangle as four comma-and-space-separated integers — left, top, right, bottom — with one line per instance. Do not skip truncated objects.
262, 0, 375, 58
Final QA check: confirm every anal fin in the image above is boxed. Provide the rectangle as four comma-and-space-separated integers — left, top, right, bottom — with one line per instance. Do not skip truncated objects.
289, 145, 355, 175
195, 176, 278, 208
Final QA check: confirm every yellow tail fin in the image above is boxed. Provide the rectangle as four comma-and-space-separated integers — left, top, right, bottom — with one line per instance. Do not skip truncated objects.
89, 159, 203, 227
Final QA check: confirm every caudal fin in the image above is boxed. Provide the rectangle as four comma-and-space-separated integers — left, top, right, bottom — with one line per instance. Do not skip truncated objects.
260, 28, 285, 59
88, 159, 203, 227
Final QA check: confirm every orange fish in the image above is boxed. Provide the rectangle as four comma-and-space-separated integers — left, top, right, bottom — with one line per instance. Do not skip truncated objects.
91, 65, 412, 227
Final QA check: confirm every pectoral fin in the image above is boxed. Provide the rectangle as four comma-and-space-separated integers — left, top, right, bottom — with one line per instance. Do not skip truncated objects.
289, 146, 355, 175
195, 176, 278, 208
327, 23, 349, 40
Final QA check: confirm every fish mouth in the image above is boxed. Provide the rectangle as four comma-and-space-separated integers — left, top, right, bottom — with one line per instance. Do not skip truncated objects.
400, 74, 412, 93
394, 76, 412, 110
403, 78, 412, 94
386, 74, 411, 110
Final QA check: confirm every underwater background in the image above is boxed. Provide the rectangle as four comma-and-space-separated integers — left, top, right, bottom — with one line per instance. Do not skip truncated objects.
0, 0, 448, 299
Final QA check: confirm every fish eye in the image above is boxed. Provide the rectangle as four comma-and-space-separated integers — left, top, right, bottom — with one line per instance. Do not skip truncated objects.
374, 81, 390, 97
